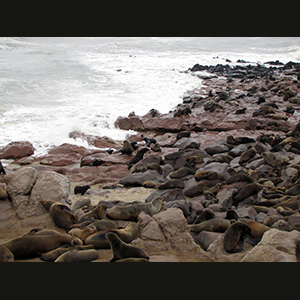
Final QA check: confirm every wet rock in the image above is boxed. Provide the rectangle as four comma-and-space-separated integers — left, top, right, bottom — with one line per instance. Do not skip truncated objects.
0, 141, 35, 159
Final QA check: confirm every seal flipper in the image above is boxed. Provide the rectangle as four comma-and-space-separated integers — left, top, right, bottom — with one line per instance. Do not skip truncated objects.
238, 236, 245, 252
244, 233, 261, 246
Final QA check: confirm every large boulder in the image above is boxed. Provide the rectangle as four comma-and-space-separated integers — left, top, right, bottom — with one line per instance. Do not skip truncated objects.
241, 228, 300, 262
4, 167, 40, 219
30, 170, 70, 205
120, 170, 164, 187
134, 208, 214, 261
0, 141, 35, 159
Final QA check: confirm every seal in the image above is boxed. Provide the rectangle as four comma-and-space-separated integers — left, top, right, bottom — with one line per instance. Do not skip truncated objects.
120, 140, 134, 155
40, 200, 77, 230
233, 182, 263, 205
189, 218, 231, 233
223, 221, 252, 253
243, 220, 271, 239
92, 204, 108, 219
225, 210, 239, 221
74, 185, 91, 196
84, 222, 138, 249
169, 167, 195, 179
127, 148, 150, 168
105, 232, 149, 262
143, 137, 157, 147
106, 196, 164, 220
54, 249, 99, 262
0, 161, 6, 175
296, 241, 300, 262
1, 234, 74, 259
89, 219, 118, 231
68, 227, 96, 241
0, 245, 14, 262
225, 173, 253, 184
158, 179, 185, 190
193, 208, 215, 224
194, 170, 224, 181
238, 147, 256, 165
0, 187, 8, 200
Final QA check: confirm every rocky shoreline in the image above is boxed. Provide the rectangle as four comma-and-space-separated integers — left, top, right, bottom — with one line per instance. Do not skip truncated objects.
1, 60, 300, 262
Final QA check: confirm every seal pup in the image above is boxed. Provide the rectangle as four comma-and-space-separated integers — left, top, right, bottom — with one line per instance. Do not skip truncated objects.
143, 137, 157, 147
54, 249, 99, 262
74, 185, 91, 196
105, 232, 149, 262
106, 196, 164, 220
223, 221, 252, 253
0, 245, 14, 262
117, 140, 134, 155
0, 161, 6, 175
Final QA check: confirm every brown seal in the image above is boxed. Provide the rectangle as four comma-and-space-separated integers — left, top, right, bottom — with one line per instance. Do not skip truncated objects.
233, 182, 263, 205
193, 208, 215, 224
223, 221, 252, 253
54, 249, 99, 262
243, 220, 270, 239
40, 200, 77, 229
106, 196, 164, 220
194, 170, 224, 181
84, 222, 138, 249
189, 218, 231, 233
105, 232, 149, 262
0, 245, 14, 262
1, 234, 74, 259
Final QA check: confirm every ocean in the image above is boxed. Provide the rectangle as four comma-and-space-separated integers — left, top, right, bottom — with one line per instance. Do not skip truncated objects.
1, 37, 300, 156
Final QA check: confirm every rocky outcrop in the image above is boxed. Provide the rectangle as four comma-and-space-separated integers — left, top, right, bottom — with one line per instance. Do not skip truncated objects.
241, 229, 300, 262
133, 208, 214, 261
0, 141, 35, 159
30, 170, 70, 205
4, 168, 70, 219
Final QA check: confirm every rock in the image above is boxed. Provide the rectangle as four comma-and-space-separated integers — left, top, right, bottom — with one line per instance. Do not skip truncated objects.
193, 230, 223, 251
120, 170, 164, 187
241, 229, 300, 262
173, 137, 201, 150
4, 167, 42, 219
0, 141, 35, 159
183, 179, 221, 198
40, 153, 81, 166
30, 170, 70, 205
204, 144, 229, 155
135, 208, 214, 261
5, 167, 38, 197
48, 143, 87, 155
114, 115, 144, 131
61, 165, 129, 185
207, 234, 253, 262
235, 206, 258, 220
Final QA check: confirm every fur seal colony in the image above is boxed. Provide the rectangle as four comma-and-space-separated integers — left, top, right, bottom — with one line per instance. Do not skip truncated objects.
2, 60, 300, 262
